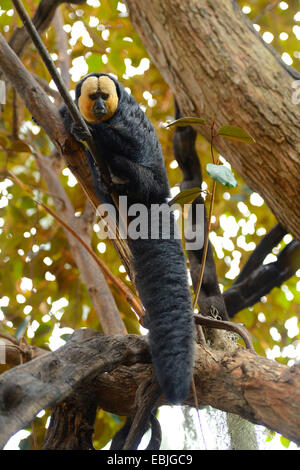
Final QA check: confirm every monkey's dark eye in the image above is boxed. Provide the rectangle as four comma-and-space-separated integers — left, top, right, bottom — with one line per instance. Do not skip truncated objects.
101, 93, 109, 100
89, 93, 99, 100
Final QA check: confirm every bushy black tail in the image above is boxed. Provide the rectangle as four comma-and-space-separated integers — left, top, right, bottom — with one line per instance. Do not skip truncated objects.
128, 209, 195, 405
85, 153, 195, 404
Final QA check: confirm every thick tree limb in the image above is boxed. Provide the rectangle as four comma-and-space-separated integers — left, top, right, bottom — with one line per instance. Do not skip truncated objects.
232, 223, 287, 286
224, 239, 300, 317
0, 329, 151, 449
0, 330, 300, 448
126, 0, 300, 241
42, 394, 98, 450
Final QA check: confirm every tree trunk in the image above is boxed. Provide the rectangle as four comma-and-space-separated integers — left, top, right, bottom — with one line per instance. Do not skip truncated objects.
126, 0, 300, 240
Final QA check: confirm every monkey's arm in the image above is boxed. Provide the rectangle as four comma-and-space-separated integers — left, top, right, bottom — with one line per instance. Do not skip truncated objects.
108, 154, 169, 204
59, 105, 169, 204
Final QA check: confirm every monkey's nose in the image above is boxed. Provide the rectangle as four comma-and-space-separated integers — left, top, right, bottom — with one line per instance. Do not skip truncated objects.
93, 100, 107, 117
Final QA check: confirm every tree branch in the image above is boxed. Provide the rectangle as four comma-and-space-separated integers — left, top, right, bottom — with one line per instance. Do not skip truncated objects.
233, 223, 287, 286
224, 239, 300, 317
42, 394, 98, 450
0, 329, 151, 449
0, 332, 47, 365
0, 330, 300, 448
122, 378, 161, 450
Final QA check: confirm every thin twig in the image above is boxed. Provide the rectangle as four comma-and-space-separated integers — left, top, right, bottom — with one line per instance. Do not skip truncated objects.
193, 179, 216, 310
191, 378, 207, 449
193, 123, 217, 309
252, 0, 281, 23
194, 314, 255, 352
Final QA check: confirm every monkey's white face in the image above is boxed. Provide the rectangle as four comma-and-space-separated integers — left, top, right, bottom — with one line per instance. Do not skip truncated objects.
78, 75, 119, 123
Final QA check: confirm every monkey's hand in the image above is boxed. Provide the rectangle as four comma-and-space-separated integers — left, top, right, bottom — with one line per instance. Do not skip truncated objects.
70, 122, 90, 143
109, 173, 130, 196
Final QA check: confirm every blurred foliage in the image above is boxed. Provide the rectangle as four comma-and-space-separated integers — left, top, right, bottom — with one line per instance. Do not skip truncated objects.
0, 0, 299, 449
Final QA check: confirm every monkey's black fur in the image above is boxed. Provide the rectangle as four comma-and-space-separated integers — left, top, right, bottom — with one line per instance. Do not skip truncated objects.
60, 73, 195, 404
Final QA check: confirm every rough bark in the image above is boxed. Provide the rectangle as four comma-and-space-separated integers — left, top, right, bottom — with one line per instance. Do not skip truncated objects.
126, 0, 300, 240
1, 0, 300, 450
0, 330, 151, 449
42, 395, 98, 450
0, 330, 299, 448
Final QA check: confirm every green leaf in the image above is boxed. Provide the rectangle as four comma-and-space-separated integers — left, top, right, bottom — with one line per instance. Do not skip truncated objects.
218, 125, 255, 144
34, 323, 51, 338
20, 196, 36, 210
19, 436, 31, 451
165, 117, 207, 128
60, 333, 72, 342
206, 163, 238, 188
280, 436, 290, 448
0, 1, 12, 10
86, 53, 103, 73
168, 187, 202, 207
108, 413, 122, 425
15, 317, 30, 340
13, 259, 23, 280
